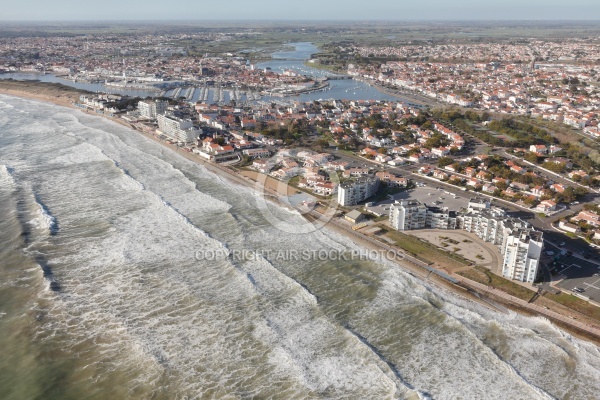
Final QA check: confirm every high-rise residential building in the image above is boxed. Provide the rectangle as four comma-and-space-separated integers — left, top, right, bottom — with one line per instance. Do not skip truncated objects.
426, 206, 458, 230
138, 100, 168, 119
337, 176, 380, 206
502, 230, 543, 283
390, 200, 427, 230
388, 200, 543, 283
390, 200, 457, 231
157, 114, 201, 143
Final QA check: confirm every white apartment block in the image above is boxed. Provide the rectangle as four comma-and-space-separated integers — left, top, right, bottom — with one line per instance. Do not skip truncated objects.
157, 114, 201, 143
337, 176, 380, 206
390, 200, 427, 230
426, 206, 458, 230
388, 199, 543, 283
390, 200, 458, 231
502, 230, 543, 283
138, 100, 168, 119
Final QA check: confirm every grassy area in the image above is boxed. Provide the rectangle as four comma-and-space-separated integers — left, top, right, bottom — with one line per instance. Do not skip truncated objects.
458, 266, 536, 302
380, 227, 469, 269
543, 292, 600, 322
0, 79, 90, 95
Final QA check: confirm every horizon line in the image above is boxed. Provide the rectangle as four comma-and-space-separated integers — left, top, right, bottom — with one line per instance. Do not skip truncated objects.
1, 18, 600, 23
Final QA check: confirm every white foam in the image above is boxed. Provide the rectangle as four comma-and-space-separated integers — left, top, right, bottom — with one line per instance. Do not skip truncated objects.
33, 195, 58, 235
0, 164, 16, 187
3, 95, 600, 399
50, 143, 112, 166
0, 99, 15, 109
238, 255, 404, 397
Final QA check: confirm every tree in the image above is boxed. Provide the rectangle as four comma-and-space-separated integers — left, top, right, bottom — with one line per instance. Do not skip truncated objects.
315, 138, 329, 149
574, 187, 588, 198
496, 181, 508, 190
438, 156, 454, 168
544, 162, 566, 173
424, 133, 450, 150
561, 187, 577, 203
451, 162, 464, 173
524, 152, 541, 163
421, 120, 433, 130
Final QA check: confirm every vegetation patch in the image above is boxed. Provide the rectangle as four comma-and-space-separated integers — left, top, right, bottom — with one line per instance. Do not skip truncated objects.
543, 292, 600, 322
458, 266, 535, 301
380, 228, 470, 269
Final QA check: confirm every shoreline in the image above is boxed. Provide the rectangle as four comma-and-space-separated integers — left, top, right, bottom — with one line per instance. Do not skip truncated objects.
2, 84, 599, 344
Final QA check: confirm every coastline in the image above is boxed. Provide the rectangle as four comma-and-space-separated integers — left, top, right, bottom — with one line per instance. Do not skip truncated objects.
2, 83, 599, 344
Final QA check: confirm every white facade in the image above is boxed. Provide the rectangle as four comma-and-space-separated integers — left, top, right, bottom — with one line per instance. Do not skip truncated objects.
502, 230, 543, 283
138, 100, 168, 119
390, 200, 427, 230
390, 201, 457, 231
389, 202, 543, 283
337, 176, 380, 206
157, 114, 201, 143
467, 197, 491, 212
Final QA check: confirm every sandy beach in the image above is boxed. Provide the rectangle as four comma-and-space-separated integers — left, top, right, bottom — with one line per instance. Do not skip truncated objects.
2, 82, 600, 343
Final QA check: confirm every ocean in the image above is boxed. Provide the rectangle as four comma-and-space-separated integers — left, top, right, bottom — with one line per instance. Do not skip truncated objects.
0, 94, 599, 399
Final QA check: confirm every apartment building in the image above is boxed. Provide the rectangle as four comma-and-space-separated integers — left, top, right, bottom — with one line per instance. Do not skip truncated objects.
138, 99, 168, 119
502, 230, 543, 283
390, 200, 427, 230
459, 207, 510, 246
390, 200, 459, 231
157, 114, 201, 143
337, 176, 380, 206
467, 198, 491, 212
389, 200, 543, 283
426, 206, 458, 230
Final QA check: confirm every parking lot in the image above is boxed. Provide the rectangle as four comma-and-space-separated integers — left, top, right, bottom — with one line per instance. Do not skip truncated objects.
365, 184, 470, 217
545, 242, 600, 301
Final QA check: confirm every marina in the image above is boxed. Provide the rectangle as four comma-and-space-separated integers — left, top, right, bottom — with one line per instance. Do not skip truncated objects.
0, 43, 405, 104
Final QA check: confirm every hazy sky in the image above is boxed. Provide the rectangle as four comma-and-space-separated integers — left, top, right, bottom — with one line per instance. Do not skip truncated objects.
1, 0, 599, 21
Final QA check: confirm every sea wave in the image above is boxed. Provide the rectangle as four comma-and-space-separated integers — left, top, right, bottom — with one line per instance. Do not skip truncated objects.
2, 95, 599, 399
0, 164, 16, 186
33, 194, 59, 235
238, 254, 404, 398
